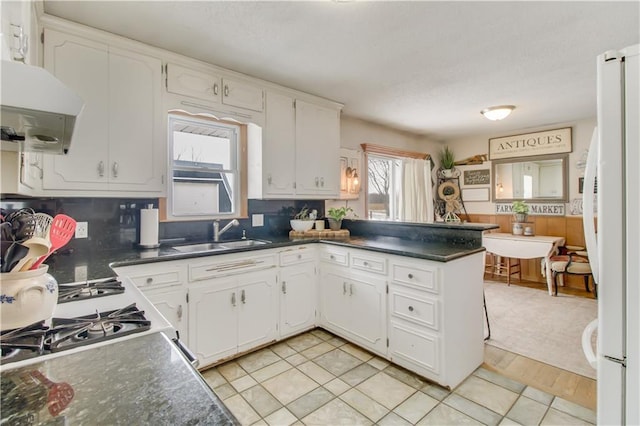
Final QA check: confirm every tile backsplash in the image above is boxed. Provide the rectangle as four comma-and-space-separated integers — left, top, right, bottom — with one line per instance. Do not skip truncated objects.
0, 197, 324, 252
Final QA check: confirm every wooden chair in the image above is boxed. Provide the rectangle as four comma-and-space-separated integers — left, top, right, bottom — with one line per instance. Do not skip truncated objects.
485, 252, 521, 285
550, 251, 596, 297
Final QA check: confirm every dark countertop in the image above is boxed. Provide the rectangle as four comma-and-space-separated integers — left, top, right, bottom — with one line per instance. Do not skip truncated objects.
0, 332, 237, 425
45, 234, 488, 284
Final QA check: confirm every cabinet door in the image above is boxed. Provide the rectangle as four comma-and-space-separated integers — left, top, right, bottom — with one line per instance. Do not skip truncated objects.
237, 270, 277, 353
107, 46, 163, 191
280, 263, 316, 338
43, 29, 109, 189
388, 320, 440, 378
295, 100, 340, 196
319, 267, 350, 334
189, 278, 238, 367
263, 92, 296, 196
348, 273, 387, 354
142, 286, 188, 346
166, 62, 221, 103
222, 77, 264, 112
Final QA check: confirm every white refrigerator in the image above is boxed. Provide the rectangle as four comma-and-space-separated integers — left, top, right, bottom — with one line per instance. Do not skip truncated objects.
582, 44, 639, 425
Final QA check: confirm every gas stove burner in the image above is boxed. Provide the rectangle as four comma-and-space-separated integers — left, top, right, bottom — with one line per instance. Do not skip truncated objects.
57, 278, 125, 304
47, 304, 150, 352
0, 322, 48, 363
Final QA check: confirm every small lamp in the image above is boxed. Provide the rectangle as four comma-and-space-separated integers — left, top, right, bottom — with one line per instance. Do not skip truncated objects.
346, 167, 360, 194
481, 105, 515, 121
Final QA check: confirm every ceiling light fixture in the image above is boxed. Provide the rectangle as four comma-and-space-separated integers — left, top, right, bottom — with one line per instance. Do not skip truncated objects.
481, 105, 515, 121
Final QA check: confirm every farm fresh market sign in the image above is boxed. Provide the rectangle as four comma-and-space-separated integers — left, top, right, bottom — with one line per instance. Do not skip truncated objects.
489, 128, 572, 160
495, 203, 565, 216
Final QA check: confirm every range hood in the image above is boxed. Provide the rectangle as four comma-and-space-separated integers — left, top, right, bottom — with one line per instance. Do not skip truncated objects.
1, 60, 84, 154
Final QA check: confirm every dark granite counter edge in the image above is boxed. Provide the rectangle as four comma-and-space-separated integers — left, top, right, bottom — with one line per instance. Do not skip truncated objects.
109, 237, 486, 270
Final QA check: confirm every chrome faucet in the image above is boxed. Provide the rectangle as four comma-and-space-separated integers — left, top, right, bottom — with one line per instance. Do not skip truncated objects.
213, 219, 239, 241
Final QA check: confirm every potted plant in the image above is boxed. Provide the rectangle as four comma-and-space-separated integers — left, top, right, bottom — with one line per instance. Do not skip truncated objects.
512, 200, 529, 223
290, 206, 315, 232
439, 146, 456, 177
327, 206, 354, 231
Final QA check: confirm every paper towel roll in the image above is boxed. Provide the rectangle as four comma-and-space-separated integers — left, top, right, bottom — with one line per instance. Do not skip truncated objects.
140, 207, 159, 248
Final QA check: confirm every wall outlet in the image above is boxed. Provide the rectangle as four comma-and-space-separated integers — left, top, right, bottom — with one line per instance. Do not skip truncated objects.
75, 221, 88, 239
252, 214, 264, 227
74, 265, 87, 282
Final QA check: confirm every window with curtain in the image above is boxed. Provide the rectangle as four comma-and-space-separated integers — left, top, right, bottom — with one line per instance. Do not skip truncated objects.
361, 144, 434, 223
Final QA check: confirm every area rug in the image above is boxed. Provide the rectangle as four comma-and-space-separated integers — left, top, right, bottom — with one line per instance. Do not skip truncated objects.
483, 281, 597, 379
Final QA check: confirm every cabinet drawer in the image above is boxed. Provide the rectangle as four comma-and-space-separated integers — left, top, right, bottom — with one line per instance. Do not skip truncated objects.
190, 254, 277, 281
130, 270, 183, 289
389, 321, 440, 375
319, 248, 349, 266
351, 253, 387, 275
392, 263, 439, 294
280, 247, 315, 266
390, 288, 439, 331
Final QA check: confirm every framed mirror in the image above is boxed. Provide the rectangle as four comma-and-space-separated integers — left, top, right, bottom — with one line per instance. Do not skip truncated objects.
492, 154, 569, 203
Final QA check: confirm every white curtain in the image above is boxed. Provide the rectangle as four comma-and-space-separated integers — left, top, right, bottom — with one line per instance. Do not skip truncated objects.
400, 158, 434, 223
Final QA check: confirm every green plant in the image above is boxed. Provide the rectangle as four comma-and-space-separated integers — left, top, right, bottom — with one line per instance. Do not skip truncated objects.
293, 206, 312, 220
438, 146, 456, 170
512, 200, 529, 214
327, 206, 354, 221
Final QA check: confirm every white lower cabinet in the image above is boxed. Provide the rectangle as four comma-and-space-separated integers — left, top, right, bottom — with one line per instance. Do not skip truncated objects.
115, 244, 484, 388
188, 269, 278, 368
111, 260, 189, 345
320, 265, 387, 356
142, 286, 188, 343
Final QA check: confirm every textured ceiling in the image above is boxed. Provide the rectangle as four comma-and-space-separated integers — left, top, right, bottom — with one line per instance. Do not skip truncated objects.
43, 1, 640, 140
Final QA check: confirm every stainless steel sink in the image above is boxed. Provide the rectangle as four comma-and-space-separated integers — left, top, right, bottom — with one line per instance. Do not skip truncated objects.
172, 239, 270, 253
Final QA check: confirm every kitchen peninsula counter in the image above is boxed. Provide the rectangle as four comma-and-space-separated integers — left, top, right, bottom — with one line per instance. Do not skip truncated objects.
0, 332, 238, 425
45, 221, 499, 283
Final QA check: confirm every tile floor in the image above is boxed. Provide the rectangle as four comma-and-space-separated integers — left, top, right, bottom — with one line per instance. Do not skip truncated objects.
201, 329, 597, 425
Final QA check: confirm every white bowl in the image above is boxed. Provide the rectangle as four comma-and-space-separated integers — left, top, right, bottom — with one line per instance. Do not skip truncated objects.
290, 219, 314, 232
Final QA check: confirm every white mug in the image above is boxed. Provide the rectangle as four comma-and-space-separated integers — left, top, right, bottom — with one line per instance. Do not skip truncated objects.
315, 220, 325, 230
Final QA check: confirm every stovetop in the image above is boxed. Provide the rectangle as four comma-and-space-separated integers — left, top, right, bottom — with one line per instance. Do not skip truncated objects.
0, 276, 174, 371
57, 278, 125, 304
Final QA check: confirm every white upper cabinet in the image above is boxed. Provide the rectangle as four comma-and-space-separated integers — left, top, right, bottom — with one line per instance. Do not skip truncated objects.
250, 92, 341, 199
42, 28, 164, 194
295, 100, 340, 196
166, 62, 222, 103
222, 77, 264, 112
166, 64, 263, 112
261, 91, 296, 196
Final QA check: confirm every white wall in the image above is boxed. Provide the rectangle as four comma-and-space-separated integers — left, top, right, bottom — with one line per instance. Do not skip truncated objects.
446, 117, 596, 215
327, 116, 442, 218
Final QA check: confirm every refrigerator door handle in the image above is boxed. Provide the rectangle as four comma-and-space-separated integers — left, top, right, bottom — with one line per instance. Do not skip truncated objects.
582, 127, 599, 284
581, 318, 598, 369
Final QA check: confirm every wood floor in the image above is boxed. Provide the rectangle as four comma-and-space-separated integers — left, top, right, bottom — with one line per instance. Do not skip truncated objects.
483, 275, 597, 412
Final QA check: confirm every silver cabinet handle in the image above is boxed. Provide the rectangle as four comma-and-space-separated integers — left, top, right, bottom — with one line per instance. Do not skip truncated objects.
315, 177, 319, 187
213, 83, 219, 95
343, 282, 347, 295
146, 277, 153, 285
364, 261, 369, 267
241, 289, 246, 304
267, 174, 272, 185
350, 283, 353, 296
98, 161, 104, 177
224, 85, 229, 97
282, 281, 287, 294
297, 254, 302, 260
177, 304, 183, 320
112, 162, 119, 178
330, 255, 335, 260
408, 273, 414, 279
320, 177, 324, 187
408, 306, 414, 312
231, 292, 236, 306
